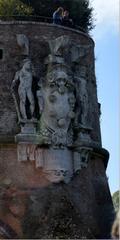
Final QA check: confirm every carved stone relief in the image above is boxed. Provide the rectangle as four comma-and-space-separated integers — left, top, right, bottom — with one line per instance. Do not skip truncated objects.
48, 35, 70, 56
74, 147, 92, 172
70, 44, 92, 63
12, 34, 95, 183
74, 66, 89, 126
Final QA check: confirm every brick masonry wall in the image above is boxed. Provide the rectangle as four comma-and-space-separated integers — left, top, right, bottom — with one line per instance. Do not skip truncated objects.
0, 143, 114, 238
0, 22, 114, 238
0, 21, 101, 143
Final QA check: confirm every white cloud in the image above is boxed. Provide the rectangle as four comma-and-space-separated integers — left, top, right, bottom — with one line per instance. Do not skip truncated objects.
91, 0, 119, 36
91, 0, 119, 25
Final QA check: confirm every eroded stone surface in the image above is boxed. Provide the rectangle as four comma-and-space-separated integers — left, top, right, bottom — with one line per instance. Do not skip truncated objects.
0, 23, 114, 239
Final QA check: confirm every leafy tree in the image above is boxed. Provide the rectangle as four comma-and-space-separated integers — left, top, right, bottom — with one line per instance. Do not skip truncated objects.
21, 0, 94, 32
0, 0, 33, 16
112, 190, 120, 212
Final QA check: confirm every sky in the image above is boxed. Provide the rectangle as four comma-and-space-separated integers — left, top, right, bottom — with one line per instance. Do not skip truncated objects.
90, 0, 119, 194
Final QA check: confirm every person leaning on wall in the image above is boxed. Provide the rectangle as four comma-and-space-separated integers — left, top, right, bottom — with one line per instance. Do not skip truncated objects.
52, 7, 64, 25
0, 178, 29, 239
62, 10, 74, 28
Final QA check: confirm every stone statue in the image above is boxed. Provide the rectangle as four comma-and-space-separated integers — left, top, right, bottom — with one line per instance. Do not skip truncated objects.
12, 58, 35, 120
36, 80, 44, 116
79, 67, 89, 125
16, 34, 29, 56
74, 66, 88, 127
73, 66, 92, 146
37, 64, 75, 147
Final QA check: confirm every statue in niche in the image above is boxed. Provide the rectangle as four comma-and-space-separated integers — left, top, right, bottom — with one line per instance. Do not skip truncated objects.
74, 66, 88, 127
80, 67, 89, 125
74, 66, 92, 145
11, 58, 35, 120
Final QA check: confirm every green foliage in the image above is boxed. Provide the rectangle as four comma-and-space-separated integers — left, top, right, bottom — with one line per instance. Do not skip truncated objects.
112, 190, 120, 212
21, 0, 94, 32
0, 0, 33, 16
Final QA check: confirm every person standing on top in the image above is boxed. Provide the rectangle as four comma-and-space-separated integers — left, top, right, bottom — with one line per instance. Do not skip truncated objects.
53, 7, 64, 25
62, 10, 73, 28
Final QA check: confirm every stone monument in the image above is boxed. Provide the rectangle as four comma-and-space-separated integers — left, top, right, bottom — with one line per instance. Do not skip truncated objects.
0, 21, 114, 239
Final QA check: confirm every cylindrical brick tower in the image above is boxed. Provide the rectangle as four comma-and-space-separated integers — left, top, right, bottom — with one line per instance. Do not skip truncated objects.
0, 21, 114, 239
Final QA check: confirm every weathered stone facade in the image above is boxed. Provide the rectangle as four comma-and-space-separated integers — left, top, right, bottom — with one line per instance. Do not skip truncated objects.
0, 21, 114, 239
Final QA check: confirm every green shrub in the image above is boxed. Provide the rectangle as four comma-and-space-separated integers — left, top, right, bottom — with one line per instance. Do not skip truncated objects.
0, 0, 33, 16
112, 190, 120, 212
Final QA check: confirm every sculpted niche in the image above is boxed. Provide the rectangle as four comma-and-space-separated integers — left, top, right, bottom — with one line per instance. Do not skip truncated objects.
11, 34, 94, 183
